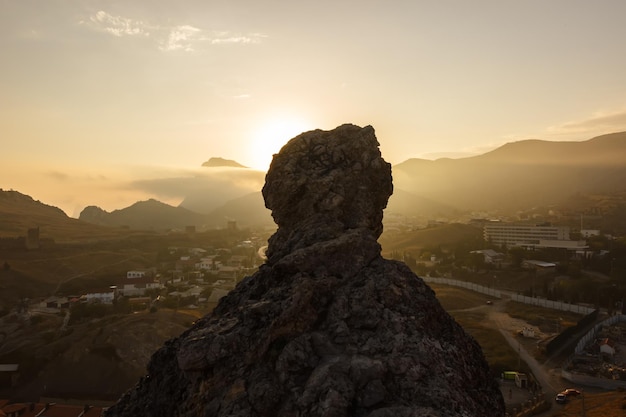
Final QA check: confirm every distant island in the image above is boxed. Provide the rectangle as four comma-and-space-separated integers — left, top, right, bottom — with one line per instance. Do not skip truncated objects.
201, 157, 248, 168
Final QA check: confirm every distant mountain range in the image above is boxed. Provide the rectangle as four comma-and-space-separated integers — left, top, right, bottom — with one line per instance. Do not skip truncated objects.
0, 189, 123, 241
392, 131, 626, 213
2, 131, 626, 238
79, 200, 214, 231
79, 193, 273, 231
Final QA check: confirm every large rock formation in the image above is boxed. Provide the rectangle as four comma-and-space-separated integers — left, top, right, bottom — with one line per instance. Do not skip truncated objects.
105, 124, 505, 417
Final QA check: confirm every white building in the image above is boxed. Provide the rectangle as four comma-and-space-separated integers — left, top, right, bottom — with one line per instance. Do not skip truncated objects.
117, 277, 162, 296
84, 289, 115, 304
127, 270, 147, 279
599, 338, 616, 356
483, 222, 587, 250
470, 249, 504, 264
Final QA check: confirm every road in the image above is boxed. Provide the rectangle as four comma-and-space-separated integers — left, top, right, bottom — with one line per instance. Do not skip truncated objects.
488, 298, 561, 397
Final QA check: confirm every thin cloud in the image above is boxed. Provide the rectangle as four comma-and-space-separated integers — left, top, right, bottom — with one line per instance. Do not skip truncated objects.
89, 11, 150, 37
210, 34, 265, 45
160, 25, 201, 52
549, 109, 626, 135
84, 10, 265, 52
47, 170, 69, 181
160, 28, 265, 51
127, 167, 265, 199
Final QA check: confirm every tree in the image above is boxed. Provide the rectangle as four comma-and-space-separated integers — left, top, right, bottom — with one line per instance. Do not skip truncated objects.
508, 247, 526, 268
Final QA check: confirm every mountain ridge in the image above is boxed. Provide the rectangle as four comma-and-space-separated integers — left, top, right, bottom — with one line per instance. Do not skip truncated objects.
392, 131, 626, 212
4, 131, 626, 236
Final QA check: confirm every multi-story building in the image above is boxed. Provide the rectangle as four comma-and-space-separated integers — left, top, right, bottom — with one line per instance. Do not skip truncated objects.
483, 222, 586, 250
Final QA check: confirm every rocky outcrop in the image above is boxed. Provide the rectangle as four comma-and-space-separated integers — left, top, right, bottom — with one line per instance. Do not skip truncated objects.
105, 124, 505, 417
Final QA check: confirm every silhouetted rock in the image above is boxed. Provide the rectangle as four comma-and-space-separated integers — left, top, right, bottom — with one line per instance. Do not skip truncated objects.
105, 124, 505, 417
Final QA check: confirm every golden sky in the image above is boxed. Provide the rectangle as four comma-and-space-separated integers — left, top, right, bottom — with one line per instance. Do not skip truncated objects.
2, 0, 626, 217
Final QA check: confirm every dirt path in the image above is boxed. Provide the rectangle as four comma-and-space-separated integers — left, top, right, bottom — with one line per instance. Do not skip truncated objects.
487, 298, 563, 397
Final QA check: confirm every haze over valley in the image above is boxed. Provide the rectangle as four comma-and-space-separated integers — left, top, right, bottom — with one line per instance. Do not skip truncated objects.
5, 131, 624, 236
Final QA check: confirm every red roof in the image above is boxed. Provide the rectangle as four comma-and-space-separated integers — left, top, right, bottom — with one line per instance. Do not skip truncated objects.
600, 338, 616, 347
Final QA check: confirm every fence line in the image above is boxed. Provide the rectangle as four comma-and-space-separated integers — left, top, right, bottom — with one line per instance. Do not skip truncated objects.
423, 277, 502, 298
509, 294, 595, 315
423, 277, 595, 315
573, 314, 626, 355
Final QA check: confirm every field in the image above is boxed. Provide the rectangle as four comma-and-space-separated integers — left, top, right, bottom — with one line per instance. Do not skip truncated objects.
430, 283, 526, 375
505, 301, 583, 334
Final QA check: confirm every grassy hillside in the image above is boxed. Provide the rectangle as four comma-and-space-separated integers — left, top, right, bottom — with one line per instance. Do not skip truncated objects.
379, 223, 483, 256
0, 309, 198, 401
0, 189, 132, 242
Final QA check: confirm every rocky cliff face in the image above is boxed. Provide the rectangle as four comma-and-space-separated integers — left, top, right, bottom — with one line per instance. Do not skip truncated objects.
105, 124, 505, 417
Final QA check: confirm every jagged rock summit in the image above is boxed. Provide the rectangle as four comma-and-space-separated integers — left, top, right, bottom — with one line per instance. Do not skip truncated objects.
105, 124, 505, 417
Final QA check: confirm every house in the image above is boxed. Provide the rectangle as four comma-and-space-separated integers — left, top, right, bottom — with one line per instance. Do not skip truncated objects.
515, 372, 528, 388
117, 276, 162, 296
521, 260, 556, 274
127, 270, 147, 279
599, 338, 616, 356
470, 249, 504, 264
83, 288, 116, 304
196, 256, 217, 270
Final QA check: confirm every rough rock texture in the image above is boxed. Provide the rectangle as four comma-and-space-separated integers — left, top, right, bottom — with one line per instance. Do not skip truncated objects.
105, 124, 505, 417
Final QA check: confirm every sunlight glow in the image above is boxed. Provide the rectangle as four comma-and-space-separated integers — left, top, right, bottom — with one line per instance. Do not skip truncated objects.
249, 117, 314, 171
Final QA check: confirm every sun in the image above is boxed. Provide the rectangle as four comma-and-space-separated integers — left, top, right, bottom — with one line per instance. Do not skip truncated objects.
248, 117, 314, 171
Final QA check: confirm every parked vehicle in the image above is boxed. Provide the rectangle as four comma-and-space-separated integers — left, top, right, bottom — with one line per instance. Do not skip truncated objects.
555, 393, 567, 404
561, 388, 581, 397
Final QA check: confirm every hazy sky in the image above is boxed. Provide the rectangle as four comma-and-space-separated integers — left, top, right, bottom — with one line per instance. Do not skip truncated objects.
2, 0, 626, 217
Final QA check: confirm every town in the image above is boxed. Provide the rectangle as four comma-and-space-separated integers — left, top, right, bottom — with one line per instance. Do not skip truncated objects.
2, 210, 626, 415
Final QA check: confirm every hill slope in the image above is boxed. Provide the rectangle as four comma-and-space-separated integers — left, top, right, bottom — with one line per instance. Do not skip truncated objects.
0, 310, 197, 401
79, 199, 212, 231
393, 131, 626, 212
0, 189, 123, 241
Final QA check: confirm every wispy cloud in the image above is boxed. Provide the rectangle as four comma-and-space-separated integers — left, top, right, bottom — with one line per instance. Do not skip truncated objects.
160, 25, 201, 52
89, 11, 150, 37
47, 170, 69, 181
160, 27, 265, 51
548, 109, 626, 136
210, 33, 265, 45
85, 10, 265, 52
493, 108, 626, 149
127, 167, 265, 212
